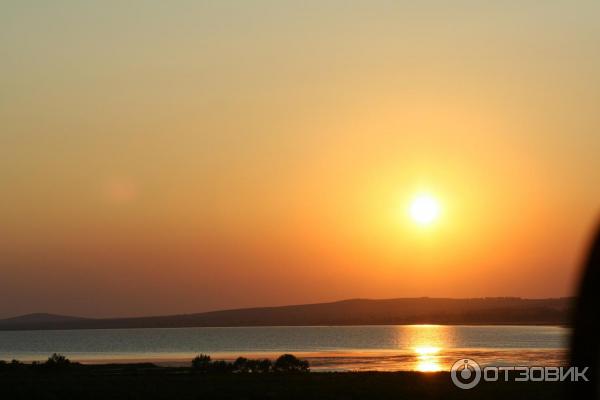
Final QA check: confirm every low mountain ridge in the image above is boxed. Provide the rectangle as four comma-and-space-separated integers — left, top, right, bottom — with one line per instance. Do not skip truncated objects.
0, 297, 572, 331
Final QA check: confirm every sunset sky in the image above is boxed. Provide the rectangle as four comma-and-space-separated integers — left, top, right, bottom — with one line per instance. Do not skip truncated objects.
1, 1, 599, 318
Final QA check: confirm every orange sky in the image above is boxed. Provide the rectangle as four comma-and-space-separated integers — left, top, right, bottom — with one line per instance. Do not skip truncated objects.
1, 2, 599, 317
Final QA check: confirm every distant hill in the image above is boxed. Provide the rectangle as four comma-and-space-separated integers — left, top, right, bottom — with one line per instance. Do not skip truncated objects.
0, 313, 90, 330
0, 297, 573, 331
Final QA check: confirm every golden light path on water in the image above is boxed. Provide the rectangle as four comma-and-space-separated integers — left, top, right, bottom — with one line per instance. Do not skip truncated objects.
405, 325, 450, 372
1, 324, 568, 372
414, 345, 442, 372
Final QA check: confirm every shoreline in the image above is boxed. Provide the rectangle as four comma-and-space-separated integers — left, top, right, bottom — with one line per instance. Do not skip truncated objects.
0, 322, 571, 333
1, 348, 568, 372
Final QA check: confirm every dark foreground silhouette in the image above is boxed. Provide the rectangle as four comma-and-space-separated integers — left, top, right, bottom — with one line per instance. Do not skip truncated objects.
0, 354, 566, 400
1, 353, 309, 374
0, 363, 565, 400
570, 224, 600, 399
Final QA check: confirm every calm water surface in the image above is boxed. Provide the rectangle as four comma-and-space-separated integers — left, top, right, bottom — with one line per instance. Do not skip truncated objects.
0, 325, 568, 371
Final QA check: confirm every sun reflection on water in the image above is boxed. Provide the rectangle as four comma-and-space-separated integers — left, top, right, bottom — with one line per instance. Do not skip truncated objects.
406, 325, 450, 372
414, 346, 442, 372
415, 359, 442, 372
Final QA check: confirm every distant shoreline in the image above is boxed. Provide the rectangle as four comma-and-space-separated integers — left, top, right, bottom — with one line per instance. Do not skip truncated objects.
0, 322, 571, 332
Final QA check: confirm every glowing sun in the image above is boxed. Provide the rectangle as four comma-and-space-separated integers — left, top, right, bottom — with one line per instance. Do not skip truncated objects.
409, 194, 440, 225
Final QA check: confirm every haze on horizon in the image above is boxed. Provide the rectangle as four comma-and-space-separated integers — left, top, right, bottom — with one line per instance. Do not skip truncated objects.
1, 1, 599, 318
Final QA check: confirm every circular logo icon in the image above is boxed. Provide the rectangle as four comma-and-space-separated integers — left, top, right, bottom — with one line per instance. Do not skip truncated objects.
451, 358, 481, 389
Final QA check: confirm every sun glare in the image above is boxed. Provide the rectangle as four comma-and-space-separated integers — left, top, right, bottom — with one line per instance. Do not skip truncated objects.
414, 346, 442, 372
409, 195, 440, 225
414, 346, 440, 356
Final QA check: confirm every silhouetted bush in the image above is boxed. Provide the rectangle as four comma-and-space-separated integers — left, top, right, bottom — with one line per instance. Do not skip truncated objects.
256, 359, 273, 373
190, 354, 307, 374
232, 357, 273, 373
43, 353, 72, 369
191, 354, 234, 373
274, 354, 309, 373
233, 357, 249, 372
210, 360, 234, 373
191, 354, 212, 371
